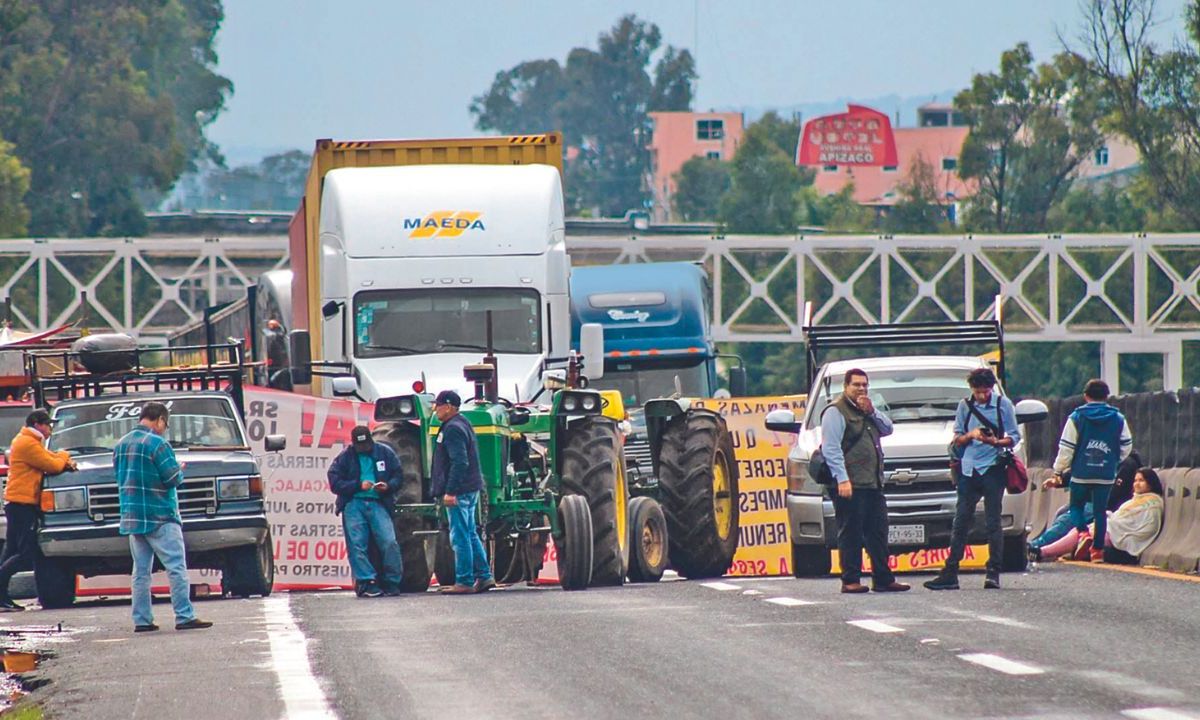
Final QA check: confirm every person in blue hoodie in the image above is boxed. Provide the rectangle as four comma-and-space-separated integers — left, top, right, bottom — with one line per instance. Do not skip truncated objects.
1048, 379, 1133, 563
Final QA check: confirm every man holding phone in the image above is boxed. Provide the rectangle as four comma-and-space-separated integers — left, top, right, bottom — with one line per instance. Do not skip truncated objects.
328, 425, 404, 597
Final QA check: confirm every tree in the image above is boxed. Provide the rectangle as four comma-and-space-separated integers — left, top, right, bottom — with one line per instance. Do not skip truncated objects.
719, 119, 807, 233
798, 184, 875, 232
471, 15, 695, 216
1076, 0, 1200, 228
671, 157, 730, 221
0, 1, 230, 236
0, 133, 31, 236
883, 153, 952, 233
955, 43, 1106, 232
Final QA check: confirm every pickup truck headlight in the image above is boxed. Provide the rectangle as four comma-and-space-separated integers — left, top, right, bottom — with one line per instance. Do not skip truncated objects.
41, 487, 86, 512
218, 475, 263, 500
786, 459, 824, 496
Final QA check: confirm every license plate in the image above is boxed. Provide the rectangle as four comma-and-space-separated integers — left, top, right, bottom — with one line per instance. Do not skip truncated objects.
888, 524, 925, 545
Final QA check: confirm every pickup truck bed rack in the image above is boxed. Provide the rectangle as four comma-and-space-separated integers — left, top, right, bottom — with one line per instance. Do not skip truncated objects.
802, 299, 1005, 388
25, 341, 246, 412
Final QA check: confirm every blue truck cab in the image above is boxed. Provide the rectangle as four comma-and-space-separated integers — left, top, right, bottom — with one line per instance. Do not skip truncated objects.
570, 262, 745, 485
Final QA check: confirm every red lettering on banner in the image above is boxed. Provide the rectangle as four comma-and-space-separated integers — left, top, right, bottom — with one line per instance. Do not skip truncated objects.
300, 398, 316, 448
318, 400, 358, 449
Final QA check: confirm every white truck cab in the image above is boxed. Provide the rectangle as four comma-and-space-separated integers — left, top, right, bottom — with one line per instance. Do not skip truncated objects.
314, 163, 571, 403
765, 309, 1048, 576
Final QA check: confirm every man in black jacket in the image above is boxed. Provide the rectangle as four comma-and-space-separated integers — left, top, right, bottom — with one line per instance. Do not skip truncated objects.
328, 425, 403, 597
431, 390, 496, 595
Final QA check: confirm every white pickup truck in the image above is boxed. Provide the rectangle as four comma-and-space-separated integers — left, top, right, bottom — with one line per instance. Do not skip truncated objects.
765, 312, 1048, 577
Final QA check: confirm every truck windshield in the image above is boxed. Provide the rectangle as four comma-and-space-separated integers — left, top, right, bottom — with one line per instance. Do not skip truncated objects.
806, 368, 977, 427
49, 397, 244, 453
590, 359, 709, 408
354, 288, 541, 359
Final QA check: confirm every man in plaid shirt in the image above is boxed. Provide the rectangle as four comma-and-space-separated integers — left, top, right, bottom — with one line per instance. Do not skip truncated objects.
114, 401, 212, 632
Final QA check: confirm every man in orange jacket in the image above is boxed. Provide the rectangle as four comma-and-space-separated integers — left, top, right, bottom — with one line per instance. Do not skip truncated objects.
0, 409, 76, 610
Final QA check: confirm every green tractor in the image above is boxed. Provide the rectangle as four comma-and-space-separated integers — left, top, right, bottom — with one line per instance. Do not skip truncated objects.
371, 362, 648, 591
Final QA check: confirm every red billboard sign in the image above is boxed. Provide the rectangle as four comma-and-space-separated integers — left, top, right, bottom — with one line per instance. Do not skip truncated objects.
796, 104, 898, 167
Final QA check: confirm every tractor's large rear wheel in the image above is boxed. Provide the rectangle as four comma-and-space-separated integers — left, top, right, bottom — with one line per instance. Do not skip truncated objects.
657, 410, 740, 578
559, 416, 628, 586
556, 494, 593, 591
372, 424, 433, 593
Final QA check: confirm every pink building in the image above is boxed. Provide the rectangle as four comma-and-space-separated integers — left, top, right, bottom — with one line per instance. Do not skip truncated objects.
647, 111, 744, 221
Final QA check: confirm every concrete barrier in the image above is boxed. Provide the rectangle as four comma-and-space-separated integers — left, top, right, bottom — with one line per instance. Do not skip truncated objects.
1163, 468, 1200, 573
1140, 468, 1192, 571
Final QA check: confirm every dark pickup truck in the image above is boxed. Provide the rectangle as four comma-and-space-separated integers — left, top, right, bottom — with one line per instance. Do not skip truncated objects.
27, 339, 284, 608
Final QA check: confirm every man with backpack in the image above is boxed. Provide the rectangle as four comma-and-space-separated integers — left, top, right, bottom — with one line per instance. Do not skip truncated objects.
820, 368, 909, 594
925, 367, 1018, 591
1047, 379, 1133, 563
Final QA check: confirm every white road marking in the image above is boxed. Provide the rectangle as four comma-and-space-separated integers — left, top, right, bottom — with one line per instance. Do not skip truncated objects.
958, 653, 1044, 675
847, 619, 904, 634
1122, 708, 1198, 720
764, 597, 814, 607
700, 581, 742, 591
742, 589, 763, 596
939, 607, 1035, 629
263, 595, 337, 720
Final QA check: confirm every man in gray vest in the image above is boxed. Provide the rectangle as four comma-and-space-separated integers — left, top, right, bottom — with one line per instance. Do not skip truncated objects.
821, 368, 910, 594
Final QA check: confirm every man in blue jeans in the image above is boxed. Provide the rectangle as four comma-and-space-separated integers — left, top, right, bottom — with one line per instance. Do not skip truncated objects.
328, 425, 404, 597
431, 390, 495, 595
925, 367, 1019, 591
114, 402, 212, 632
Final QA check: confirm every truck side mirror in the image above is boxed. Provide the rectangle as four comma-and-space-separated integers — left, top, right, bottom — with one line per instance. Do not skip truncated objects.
321, 300, 343, 319
331, 376, 359, 397
289, 329, 312, 385
1015, 398, 1049, 424
764, 409, 801, 434
729, 367, 748, 397
580, 323, 604, 380
264, 434, 287, 452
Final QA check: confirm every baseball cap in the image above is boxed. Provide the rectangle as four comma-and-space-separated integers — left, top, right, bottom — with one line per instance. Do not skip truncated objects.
26, 409, 54, 427
433, 390, 461, 407
350, 425, 372, 448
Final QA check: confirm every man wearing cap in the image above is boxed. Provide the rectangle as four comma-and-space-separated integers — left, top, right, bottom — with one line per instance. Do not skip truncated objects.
327, 425, 404, 597
431, 390, 495, 595
0, 409, 77, 611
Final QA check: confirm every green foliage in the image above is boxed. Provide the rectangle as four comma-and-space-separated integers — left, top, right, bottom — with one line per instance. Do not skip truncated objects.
798, 184, 875, 232
719, 119, 808, 233
167, 150, 309, 212
0, 132, 31, 236
1078, 0, 1200, 229
672, 156, 730, 221
882, 153, 953, 234
955, 43, 1106, 233
0, 0, 230, 236
470, 15, 695, 216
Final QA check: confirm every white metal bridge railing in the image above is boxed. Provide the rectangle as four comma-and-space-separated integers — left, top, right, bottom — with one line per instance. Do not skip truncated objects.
1, 233, 1197, 393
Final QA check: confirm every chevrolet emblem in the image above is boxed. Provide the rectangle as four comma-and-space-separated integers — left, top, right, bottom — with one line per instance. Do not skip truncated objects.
889, 469, 918, 484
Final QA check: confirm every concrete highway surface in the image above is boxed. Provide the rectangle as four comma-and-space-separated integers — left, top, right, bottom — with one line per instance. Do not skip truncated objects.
10, 562, 1200, 720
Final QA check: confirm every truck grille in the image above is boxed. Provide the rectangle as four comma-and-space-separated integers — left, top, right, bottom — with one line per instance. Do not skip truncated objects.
623, 439, 654, 474
87, 477, 218, 521
882, 456, 956, 495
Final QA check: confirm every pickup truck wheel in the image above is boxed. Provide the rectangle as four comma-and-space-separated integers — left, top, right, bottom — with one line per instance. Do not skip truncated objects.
791, 544, 832, 578
556, 494, 593, 591
34, 554, 75, 609
1002, 533, 1029, 572
225, 530, 274, 598
658, 410, 740, 578
373, 425, 433, 593
627, 497, 667, 583
559, 416, 627, 586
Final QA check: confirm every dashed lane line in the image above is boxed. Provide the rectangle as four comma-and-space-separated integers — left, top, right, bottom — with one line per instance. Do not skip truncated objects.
847, 619, 905, 634
263, 595, 337, 720
700, 581, 742, 591
1122, 709, 1199, 720
957, 652, 1044, 676
764, 597, 815, 607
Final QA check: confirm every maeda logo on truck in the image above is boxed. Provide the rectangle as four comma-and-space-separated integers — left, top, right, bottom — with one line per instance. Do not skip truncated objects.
405, 211, 485, 238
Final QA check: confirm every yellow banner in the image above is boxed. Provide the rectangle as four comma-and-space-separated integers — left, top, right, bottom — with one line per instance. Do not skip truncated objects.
695, 395, 806, 577
832, 545, 989, 574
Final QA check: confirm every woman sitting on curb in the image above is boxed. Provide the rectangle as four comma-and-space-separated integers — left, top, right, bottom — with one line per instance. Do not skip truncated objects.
1030, 468, 1164, 564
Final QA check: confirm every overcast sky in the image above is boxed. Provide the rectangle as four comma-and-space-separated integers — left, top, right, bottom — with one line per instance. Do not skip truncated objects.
207, 0, 1189, 165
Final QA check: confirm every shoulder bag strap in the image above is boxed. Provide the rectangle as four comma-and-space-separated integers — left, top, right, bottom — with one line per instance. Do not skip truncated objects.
967, 397, 1002, 436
